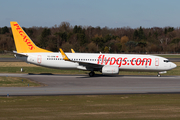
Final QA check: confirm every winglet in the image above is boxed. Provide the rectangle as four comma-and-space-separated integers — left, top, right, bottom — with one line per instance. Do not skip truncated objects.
59, 48, 70, 61
71, 49, 75, 53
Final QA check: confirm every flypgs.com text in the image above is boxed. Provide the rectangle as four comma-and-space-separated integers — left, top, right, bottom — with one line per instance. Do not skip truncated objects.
97, 55, 152, 67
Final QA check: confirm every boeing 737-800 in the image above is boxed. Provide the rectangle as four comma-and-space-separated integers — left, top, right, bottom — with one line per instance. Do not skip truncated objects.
10, 21, 177, 77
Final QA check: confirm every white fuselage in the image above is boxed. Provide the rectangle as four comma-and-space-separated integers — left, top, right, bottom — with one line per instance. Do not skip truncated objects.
16, 52, 177, 72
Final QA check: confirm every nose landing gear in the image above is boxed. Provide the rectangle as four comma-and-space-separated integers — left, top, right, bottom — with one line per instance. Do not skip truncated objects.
157, 71, 167, 77
157, 74, 161, 77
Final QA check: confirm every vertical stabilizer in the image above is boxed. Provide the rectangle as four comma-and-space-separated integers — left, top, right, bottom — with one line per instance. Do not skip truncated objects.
10, 21, 52, 53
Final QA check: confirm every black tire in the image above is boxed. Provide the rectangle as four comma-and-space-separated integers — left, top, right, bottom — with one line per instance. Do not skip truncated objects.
89, 71, 95, 77
157, 74, 161, 77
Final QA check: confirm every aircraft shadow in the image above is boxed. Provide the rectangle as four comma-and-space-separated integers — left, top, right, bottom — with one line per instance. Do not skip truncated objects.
28, 73, 54, 75
27, 73, 174, 78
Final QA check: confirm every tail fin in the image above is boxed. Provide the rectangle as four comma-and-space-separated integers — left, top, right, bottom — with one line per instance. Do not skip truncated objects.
10, 21, 52, 53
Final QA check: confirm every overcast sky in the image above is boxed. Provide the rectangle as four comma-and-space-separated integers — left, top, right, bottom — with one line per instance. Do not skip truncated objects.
0, 0, 180, 28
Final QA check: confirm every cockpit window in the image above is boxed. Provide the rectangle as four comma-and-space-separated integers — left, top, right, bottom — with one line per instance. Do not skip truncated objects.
164, 60, 170, 63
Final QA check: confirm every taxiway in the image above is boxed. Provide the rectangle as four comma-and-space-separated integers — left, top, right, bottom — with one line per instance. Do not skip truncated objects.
0, 74, 180, 96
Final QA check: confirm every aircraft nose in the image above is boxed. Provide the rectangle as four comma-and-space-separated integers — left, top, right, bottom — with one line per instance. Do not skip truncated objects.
171, 62, 177, 69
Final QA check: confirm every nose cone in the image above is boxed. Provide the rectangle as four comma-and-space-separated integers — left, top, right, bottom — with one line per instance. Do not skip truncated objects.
171, 62, 177, 69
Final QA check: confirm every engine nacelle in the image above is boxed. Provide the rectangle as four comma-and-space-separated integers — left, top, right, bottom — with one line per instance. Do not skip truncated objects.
102, 65, 119, 75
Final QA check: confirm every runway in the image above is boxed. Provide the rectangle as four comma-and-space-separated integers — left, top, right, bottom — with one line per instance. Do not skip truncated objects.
0, 74, 180, 96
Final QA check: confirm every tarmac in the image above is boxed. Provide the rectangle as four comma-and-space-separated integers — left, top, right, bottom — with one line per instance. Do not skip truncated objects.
0, 73, 180, 96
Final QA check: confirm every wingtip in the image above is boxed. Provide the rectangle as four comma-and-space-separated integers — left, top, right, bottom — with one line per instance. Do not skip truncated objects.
71, 49, 75, 53
59, 48, 70, 61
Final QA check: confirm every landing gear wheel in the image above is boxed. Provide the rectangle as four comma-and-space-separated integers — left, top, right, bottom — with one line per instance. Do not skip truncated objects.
89, 71, 95, 77
157, 74, 161, 77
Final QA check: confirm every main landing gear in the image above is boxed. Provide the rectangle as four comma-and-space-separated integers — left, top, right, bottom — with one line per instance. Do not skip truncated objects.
89, 71, 95, 77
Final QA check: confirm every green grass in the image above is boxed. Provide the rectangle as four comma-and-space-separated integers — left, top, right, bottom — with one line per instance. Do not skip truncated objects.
120, 62, 180, 76
0, 62, 179, 76
0, 94, 180, 120
155, 54, 180, 58
0, 65, 179, 76
0, 54, 14, 58
0, 76, 41, 87
0, 67, 89, 74
119, 65, 180, 76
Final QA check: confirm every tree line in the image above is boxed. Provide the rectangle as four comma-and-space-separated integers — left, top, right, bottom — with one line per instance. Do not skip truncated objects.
0, 22, 180, 54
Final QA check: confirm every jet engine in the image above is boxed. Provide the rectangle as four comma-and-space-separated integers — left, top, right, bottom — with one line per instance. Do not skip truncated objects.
102, 65, 119, 75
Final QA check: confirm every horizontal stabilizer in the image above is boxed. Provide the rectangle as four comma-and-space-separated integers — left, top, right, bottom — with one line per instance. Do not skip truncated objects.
13, 51, 28, 56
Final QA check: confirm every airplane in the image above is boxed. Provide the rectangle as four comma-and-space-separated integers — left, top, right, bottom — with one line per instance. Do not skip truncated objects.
10, 21, 177, 77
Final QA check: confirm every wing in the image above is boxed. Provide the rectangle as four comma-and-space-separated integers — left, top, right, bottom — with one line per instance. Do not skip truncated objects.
59, 48, 102, 71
